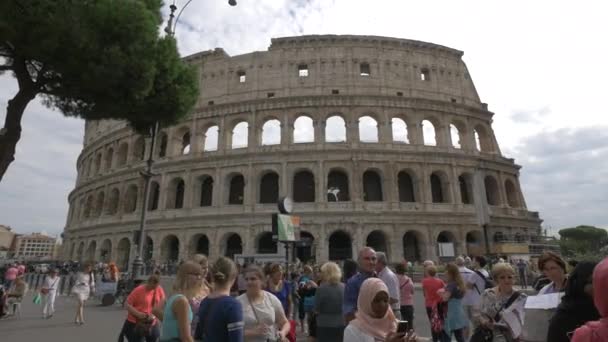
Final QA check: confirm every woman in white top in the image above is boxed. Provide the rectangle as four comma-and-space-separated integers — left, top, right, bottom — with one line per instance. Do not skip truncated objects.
41, 269, 60, 319
537, 252, 567, 295
71, 263, 95, 325
343, 278, 417, 342
237, 265, 290, 342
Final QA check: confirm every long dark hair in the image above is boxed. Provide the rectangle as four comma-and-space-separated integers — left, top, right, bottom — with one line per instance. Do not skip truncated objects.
558, 261, 598, 316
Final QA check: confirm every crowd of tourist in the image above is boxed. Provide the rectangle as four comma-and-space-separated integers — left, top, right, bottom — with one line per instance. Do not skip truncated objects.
2, 249, 608, 342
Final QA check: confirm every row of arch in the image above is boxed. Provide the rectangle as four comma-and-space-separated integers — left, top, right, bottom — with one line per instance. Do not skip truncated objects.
70, 169, 523, 223
79, 113, 498, 181
70, 227, 529, 270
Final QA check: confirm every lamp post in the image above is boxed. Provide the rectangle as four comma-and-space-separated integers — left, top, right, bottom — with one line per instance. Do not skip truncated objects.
131, 0, 237, 280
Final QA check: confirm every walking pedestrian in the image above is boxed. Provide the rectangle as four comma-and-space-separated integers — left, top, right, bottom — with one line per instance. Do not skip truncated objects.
159, 261, 204, 342
189, 254, 212, 336
194, 257, 244, 342
395, 263, 414, 331
120, 273, 165, 342
314, 262, 345, 342
266, 263, 292, 318
516, 259, 528, 289
41, 268, 60, 319
455, 256, 475, 339
71, 263, 95, 325
238, 265, 290, 342
343, 247, 377, 323
343, 277, 417, 342
422, 265, 445, 342
439, 263, 468, 342
572, 257, 608, 342
375, 252, 401, 320
473, 262, 527, 342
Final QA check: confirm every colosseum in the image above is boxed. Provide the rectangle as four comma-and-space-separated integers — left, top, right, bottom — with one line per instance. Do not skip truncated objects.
62, 35, 543, 270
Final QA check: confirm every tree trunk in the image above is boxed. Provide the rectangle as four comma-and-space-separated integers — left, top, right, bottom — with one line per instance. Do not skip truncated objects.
0, 88, 36, 182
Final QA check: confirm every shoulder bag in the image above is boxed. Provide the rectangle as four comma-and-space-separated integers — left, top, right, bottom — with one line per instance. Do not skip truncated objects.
470, 291, 520, 342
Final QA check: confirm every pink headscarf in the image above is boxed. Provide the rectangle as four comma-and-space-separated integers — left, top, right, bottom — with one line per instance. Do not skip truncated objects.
351, 278, 397, 340
572, 257, 608, 342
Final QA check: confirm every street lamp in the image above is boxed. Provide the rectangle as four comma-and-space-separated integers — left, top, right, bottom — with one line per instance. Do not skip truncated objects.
131, 0, 237, 280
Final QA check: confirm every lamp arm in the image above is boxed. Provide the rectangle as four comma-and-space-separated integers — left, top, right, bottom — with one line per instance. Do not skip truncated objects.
173, 0, 194, 34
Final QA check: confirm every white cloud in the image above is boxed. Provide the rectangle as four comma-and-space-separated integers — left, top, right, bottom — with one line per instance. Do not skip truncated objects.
1, 0, 608, 235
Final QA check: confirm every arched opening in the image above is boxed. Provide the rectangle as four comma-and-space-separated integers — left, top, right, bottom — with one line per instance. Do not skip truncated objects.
459, 174, 474, 204
94, 192, 105, 217
261, 119, 281, 146
293, 116, 314, 143
430, 172, 448, 203
86, 241, 96, 262
366, 230, 387, 253
116, 238, 131, 271
257, 232, 278, 254
181, 131, 191, 154
474, 125, 493, 152
203, 125, 219, 151
100, 239, 112, 263
94, 153, 102, 174
329, 231, 352, 261
293, 170, 315, 203
358, 116, 378, 142
133, 136, 145, 161
450, 124, 461, 149
143, 236, 153, 262
84, 195, 94, 218
190, 234, 209, 256
259, 172, 279, 204
199, 176, 213, 207
327, 170, 350, 202
391, 118, 409, 143
466, 231, 483, 256
228, 174, 245, 205
167, 178, 185, 209
148, 181, 160, 211
363, 170, 383, 201
107, 188, 120, 215
398, 171, 415, 202
105, 148, 114, 170
225, 234, 243, 258
325, 115, 346, 142
422, 120, 437, 146
160, 235, 179, 263
124, 184, 138, 213
77, 242, 85, 262
437, 231, 456, 258
296, 231, 314, 263
505, 180, 520, 207
515, 233, 526, 243
403, 231, 422, 262
117, 143, 128, 167
69, 243, 76, 260
157, 132, 168, 158
484, 176, 500, 206
231, 121, 248, 149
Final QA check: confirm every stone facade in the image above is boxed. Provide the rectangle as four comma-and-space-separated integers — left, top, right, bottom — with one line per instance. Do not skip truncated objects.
62, 35, 542, 270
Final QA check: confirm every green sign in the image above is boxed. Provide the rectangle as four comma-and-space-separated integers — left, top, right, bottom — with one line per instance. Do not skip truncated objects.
277, 214, 300, 241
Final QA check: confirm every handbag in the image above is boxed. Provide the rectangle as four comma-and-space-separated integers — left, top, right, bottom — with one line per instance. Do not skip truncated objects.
470, 291, 521, 342
33, 292, 42, 304
134, 288, 157, 336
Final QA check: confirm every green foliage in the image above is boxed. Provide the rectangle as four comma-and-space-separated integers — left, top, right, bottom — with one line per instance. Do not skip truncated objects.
558, 225, 608, 259
0, 0, 198, 132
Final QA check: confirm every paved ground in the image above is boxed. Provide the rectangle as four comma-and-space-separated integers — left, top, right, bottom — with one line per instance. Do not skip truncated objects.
0, 287, 434, 341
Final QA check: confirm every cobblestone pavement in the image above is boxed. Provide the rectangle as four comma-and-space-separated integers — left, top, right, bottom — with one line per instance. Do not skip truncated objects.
0, 288, 434, 341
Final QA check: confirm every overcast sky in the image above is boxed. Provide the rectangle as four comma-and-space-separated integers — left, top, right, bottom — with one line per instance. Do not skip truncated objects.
1, 0, 607, 237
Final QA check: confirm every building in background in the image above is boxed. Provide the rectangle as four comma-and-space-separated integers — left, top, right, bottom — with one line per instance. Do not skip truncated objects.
0, 225, 16, 259
13, 233, 58, 261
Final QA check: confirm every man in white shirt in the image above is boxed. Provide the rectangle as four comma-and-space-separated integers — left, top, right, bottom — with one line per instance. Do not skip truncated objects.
375, 252, 401, 320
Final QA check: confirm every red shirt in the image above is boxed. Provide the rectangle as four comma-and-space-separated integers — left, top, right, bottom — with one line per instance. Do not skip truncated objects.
5, 267, 18, 281
422, 276, 445, 308
126, 284, 166, 323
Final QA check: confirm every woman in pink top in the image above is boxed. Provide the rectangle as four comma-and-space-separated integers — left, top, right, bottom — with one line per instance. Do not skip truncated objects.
396, 263, 414, 331
421, 265, 445, 342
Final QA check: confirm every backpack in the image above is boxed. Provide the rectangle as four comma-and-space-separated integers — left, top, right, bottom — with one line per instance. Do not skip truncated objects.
474, 270, 495, 292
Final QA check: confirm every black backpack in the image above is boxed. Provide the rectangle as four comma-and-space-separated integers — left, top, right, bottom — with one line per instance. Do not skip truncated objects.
474, 270, 495, 292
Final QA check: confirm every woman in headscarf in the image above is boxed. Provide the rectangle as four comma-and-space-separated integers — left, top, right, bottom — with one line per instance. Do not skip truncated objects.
343, 278, 416, 342
572, 257, 608, 342
547, 261, 599, 342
